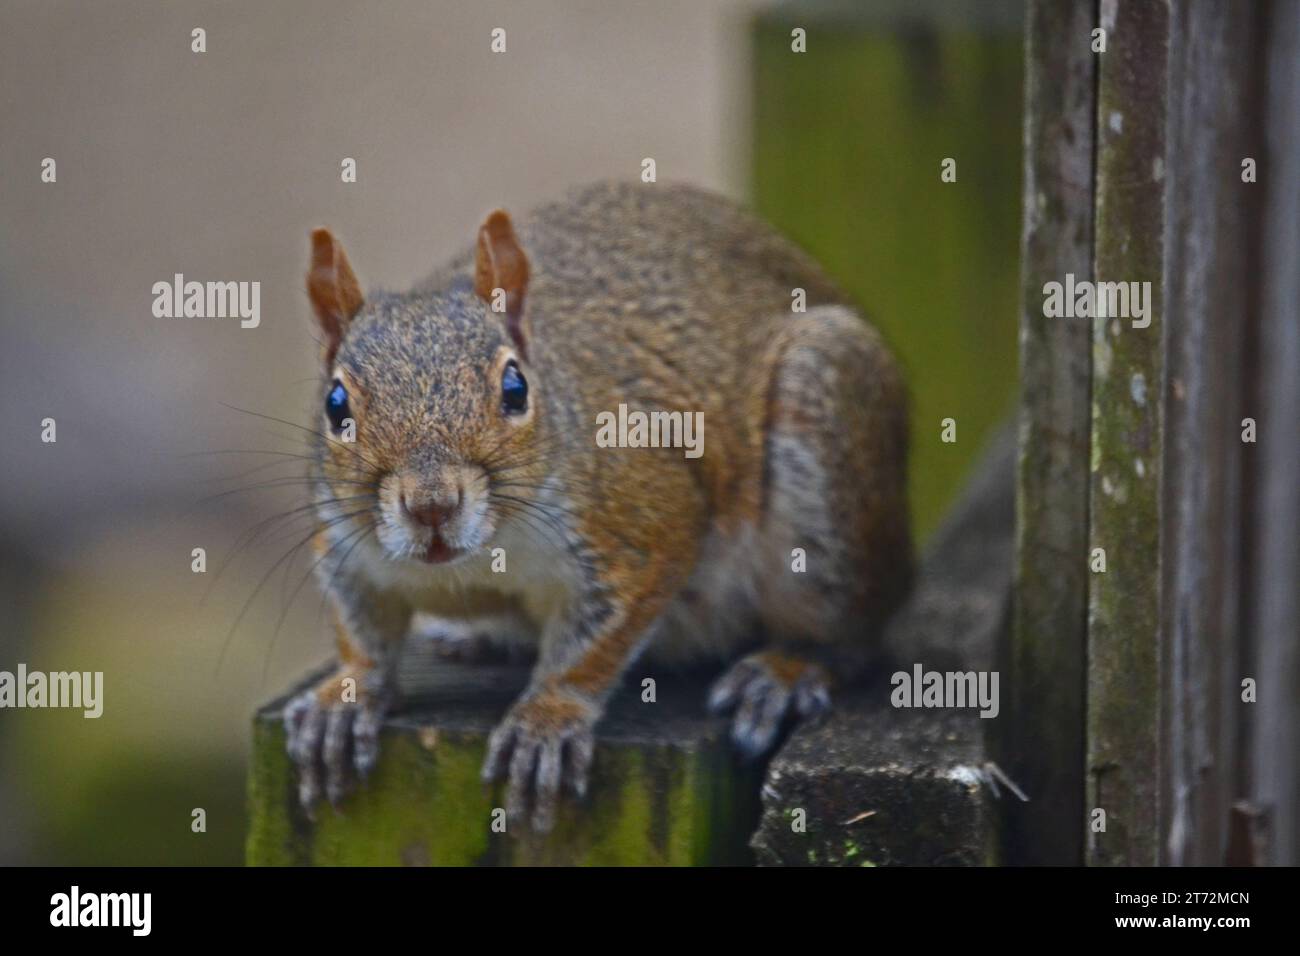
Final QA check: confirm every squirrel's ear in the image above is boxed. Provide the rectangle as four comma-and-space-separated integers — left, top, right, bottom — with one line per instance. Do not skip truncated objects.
307, 229, 363, 366
474, 209, 530, 357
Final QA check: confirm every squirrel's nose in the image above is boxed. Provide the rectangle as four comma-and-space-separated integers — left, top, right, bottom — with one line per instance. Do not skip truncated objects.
401, 492, 459, 530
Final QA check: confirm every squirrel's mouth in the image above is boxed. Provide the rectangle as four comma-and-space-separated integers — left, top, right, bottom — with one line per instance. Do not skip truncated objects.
420, 535, 460, 564
372, 473, 492, 565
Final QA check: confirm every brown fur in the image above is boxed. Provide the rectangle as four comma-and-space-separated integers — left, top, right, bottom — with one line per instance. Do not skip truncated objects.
291, 181, 913, 827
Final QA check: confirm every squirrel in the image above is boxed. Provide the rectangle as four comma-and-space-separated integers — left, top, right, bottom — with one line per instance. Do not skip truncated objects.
283, 181, 913, 831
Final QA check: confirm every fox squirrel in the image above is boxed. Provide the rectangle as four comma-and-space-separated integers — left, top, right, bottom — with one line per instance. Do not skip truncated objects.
284, 181, 913, 831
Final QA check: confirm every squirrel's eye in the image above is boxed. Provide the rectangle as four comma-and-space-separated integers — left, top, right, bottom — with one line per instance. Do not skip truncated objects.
325, 379, 350, 432
501, 361, 528, 415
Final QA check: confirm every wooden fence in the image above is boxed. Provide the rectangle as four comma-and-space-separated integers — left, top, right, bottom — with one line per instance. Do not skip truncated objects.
1005, 0, 1299, 866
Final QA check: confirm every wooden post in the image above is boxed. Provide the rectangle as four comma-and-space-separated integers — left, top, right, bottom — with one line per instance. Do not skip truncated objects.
1015, 0, 1292, 866
1002, 0, 1095, 866
1085, 0, 1169, 867
248, 662, 761, 866
1247, 0, 1300, 867
1015, 0, 1297, 867
1159, 0, 1264, 866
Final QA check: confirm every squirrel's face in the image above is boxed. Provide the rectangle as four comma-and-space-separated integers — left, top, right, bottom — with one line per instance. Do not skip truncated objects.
305, 213, 541, 568
319, 304, 536, 565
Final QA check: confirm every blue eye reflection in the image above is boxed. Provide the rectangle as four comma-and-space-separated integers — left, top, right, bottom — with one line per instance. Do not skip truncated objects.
326, 379, 350, 432
502, 362, 528, 414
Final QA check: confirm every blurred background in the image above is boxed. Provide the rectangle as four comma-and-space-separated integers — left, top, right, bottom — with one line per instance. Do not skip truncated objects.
0, 0, 1022, 864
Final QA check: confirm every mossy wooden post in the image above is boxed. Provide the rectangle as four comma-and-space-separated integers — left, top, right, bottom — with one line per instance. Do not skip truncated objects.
1085, 0, 1168, 867
1000, 0, 1094, 866
1015, 0, 1296, 867
751, 0, 1024, 542
248, 659, 761, 865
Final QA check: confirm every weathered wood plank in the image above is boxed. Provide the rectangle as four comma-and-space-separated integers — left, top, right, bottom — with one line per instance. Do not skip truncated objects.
1001, 0, 1095, 866
1086, 0, 1168, 867
1159, 0, 1263, 866
1248, 0, 1300, 868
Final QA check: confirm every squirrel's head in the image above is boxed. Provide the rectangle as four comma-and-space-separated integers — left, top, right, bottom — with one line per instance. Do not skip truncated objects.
305, 211, 542, 567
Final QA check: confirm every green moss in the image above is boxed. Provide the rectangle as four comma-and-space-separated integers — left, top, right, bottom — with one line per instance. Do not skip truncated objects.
308, 732, 494, 866
248, 713, 756, 866
1084, 0, 1167, 867
245, 717, 299, 865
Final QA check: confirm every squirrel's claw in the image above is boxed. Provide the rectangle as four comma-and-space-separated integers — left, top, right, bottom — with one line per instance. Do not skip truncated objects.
283, 680, 391, 815
482, 691, 597, 833
322, 706, 358, 806
709, 651, 832, 760
352, 701, 384, 779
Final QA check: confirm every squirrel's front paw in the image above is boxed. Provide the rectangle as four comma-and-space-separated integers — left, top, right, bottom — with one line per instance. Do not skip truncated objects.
282, 671, 392, 815
481, 689, 597, 833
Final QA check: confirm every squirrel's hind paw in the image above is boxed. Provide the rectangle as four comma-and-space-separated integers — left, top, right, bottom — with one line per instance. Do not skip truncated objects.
708, 651, 832, 759
283, 677, 392, 816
